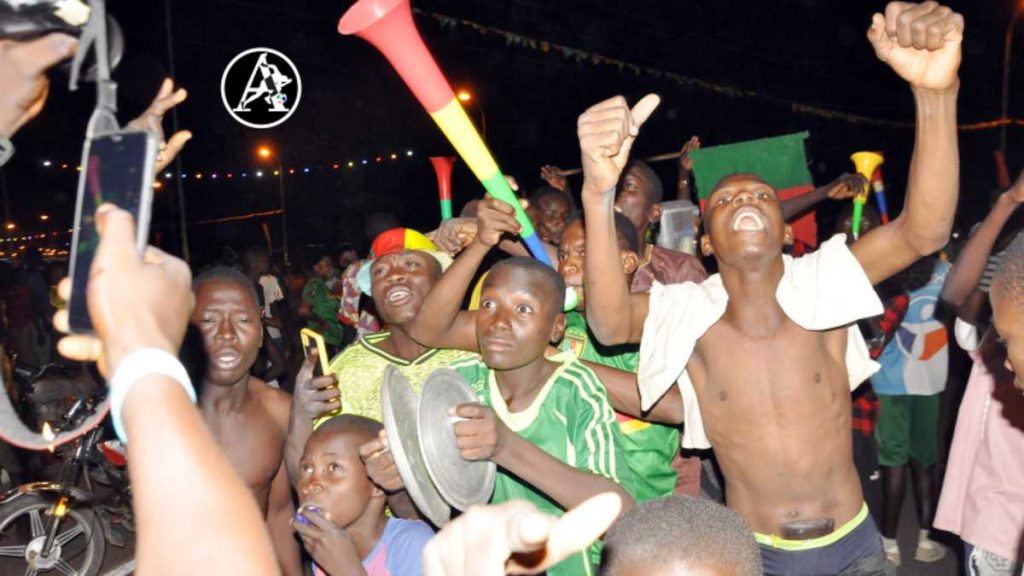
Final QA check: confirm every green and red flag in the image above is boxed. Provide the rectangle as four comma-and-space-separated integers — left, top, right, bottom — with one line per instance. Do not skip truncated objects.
690, 131, 817, 250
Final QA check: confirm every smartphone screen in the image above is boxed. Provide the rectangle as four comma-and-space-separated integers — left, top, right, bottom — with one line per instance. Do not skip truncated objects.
68, 131, 156, 333
300, 328, 329, 376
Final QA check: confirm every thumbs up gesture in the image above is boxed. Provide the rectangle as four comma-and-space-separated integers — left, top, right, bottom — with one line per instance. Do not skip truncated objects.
868, 2, 964, 92
577, 94, 660, 201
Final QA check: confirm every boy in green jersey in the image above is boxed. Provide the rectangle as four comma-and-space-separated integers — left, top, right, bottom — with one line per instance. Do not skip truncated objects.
557, 212, 683, 502
367, 198, 657, 576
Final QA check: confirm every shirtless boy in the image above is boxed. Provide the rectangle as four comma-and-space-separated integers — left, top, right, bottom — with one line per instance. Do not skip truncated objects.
577, 3, 962, 573
192, 267, 301, 575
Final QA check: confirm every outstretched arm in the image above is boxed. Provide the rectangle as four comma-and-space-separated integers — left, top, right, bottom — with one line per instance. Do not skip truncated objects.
125, 78, 192, 173
430, 216, 557, 262
941, 183, 1024, 323
780, 173, 866, 221
0, 33, 78, 140
676, 136, 700, 201
578, 95, 660, 345
407, 198, 521, 351
454, 404, 634, 512
852, 2, 963, 284
423, 493, 622, 576
583, 361, 683, 424
541, 164, 571, 194
284, 353, 339, 485
358, 434, 421, 520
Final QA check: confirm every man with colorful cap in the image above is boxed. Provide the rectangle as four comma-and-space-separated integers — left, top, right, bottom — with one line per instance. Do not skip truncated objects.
286, 228, 475, 518
314, 228, 473, 426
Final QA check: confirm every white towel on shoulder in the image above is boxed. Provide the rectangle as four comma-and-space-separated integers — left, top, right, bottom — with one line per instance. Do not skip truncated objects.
638, 234, 884, 449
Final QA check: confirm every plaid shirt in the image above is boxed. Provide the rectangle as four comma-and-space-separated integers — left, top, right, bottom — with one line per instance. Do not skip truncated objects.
336, 260, 381, 336
851, 292, 909, 437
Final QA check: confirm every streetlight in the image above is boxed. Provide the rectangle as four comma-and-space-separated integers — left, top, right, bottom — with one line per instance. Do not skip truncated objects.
256, 145, 290, 268
456, 88, 487, 140
1001, 0, 1024, 158
39, 214, 49, 221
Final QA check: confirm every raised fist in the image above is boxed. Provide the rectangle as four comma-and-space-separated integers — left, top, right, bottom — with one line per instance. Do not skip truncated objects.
868, 2, 963, 91
475, 198, 521, 247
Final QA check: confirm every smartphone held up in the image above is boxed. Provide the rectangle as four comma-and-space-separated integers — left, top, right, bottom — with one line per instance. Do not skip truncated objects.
300, 328, 330, 376
67, 130, 157, 334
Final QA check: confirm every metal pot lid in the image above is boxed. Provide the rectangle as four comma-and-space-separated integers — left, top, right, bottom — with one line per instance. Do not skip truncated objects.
380, 366, 450, 527
418, 368, 496, 511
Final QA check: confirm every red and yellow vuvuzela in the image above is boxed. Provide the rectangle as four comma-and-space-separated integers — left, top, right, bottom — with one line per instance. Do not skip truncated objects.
338, 0, 552, 266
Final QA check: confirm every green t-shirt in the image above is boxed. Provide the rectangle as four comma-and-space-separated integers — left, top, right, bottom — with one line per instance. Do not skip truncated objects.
560, 310, 680, 502
312, 332, 475, 427
450, 352, 629, 576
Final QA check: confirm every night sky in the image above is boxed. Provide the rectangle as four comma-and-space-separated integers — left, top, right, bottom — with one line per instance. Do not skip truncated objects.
3, 0, 1019, 267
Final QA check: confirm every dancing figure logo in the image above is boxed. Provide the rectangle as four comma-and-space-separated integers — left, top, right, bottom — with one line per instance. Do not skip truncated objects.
221, 48, 302, 129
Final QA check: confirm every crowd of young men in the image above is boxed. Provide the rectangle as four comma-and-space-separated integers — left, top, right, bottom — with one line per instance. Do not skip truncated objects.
14, 1, 1024, 575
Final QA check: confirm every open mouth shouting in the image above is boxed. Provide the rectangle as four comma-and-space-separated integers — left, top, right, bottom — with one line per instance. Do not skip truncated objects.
384, 285, 413, 307
731, 207, 766, 232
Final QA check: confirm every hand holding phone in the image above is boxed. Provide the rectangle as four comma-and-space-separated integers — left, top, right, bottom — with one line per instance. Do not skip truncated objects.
67, 130, 157, 333
300, 328, 330, 376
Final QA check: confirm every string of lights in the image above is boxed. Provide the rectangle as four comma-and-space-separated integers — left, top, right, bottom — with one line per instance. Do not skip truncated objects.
0, 230, 71, 243
28, 149, 418, 180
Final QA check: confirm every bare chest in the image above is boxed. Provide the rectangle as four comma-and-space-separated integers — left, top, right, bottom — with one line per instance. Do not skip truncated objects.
689, 319, 850, 441
203, 407, 285, 498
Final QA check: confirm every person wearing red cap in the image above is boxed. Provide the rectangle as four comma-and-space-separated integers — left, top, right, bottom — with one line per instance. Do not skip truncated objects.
285, 228, 474, 516
298, 228, 467, 428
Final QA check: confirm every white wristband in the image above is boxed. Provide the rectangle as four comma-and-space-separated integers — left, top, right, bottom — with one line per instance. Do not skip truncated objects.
110, 348, 196, 443
0, 137, 13, 167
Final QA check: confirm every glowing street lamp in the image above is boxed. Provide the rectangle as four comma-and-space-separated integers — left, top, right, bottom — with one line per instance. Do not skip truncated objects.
256, 145, 290, 267
39, 214, 49, 221
455, 88, 487, 139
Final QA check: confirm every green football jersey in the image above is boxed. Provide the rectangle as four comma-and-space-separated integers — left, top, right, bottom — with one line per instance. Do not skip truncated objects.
313, 332, 475, 427
450, 352, 629, 576
561, 311, 681, 502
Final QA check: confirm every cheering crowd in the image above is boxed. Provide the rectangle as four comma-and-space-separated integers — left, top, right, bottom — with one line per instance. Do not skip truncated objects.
3, 2, 1024, 575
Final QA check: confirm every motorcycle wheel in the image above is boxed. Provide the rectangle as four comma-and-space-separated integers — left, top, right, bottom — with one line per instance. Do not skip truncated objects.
0, 494, 106, 576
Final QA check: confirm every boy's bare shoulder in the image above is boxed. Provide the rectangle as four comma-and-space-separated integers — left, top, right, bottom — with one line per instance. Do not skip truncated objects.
249, 377, 292, 431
